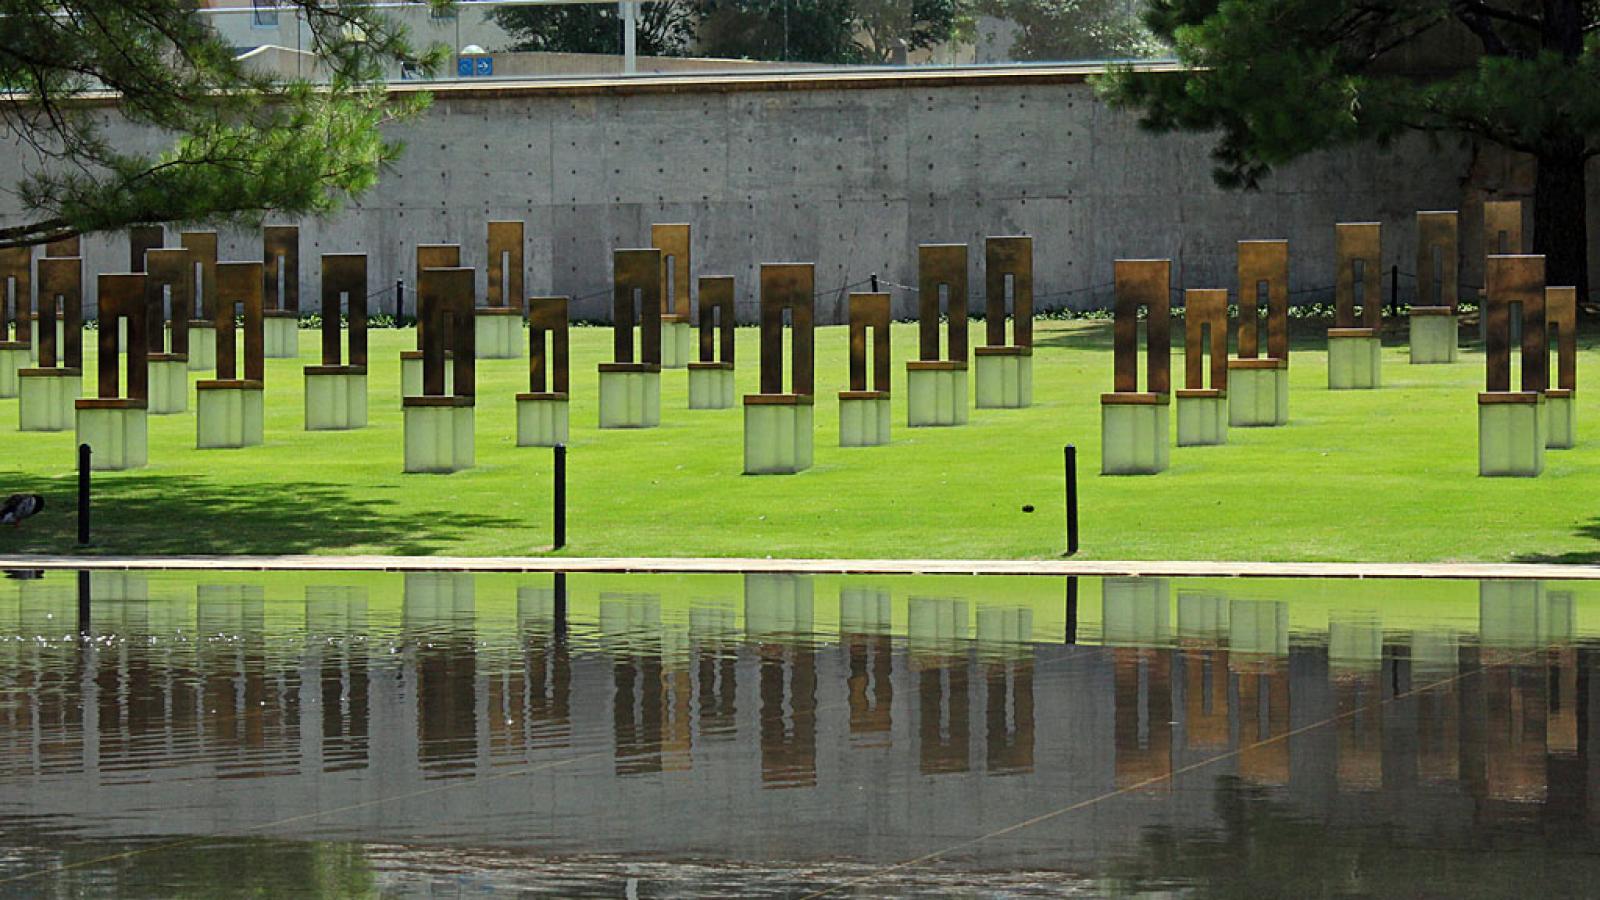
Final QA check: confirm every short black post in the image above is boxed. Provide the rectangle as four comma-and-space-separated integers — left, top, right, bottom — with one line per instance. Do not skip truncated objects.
553, 443, 567, 550
870, 273, 879, 293
1064, 576, 1079, 645
395, 279, 405, 319
1390, 264, 1400, 319
77, 443, 91, 546
1063, 444, 1079, 557
76, 569, 91, 633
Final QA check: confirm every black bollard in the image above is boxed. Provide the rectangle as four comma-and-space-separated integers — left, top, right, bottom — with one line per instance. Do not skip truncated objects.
870, 273, 879, 293
77, 443, 91, 546
553, 443, 567, 550
1063, 444, 1079, 557
395, 279, 405, 320
1390, 264, 1400, 320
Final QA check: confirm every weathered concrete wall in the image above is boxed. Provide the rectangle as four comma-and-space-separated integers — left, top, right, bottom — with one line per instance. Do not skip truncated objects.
0, 71, 1533, 322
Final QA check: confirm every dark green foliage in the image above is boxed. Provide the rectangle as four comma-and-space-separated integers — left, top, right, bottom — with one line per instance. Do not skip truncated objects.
976, 0, 1158, 61
695, 0, 868, 63
853, 0, 974, 63
489, 2, 697, 57
0, 0, 450, 249
492, 0, 972, 66
1098, 0, 1600, 299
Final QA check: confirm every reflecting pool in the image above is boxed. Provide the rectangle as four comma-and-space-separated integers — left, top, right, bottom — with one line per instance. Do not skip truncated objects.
1, 570, 1599, 896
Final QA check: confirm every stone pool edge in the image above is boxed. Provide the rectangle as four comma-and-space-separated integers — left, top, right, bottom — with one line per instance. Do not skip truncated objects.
2, 555, 1598, 581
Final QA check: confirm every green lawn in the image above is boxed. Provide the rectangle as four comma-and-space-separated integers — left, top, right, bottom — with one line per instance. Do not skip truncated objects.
0, 319, 1596, 563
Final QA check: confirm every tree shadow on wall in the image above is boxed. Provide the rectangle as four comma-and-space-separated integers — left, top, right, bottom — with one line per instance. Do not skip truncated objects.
0, 471, 523, 556
1512, 518, 1600, 564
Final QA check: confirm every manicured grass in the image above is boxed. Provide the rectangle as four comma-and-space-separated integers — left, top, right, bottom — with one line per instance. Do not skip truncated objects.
0, 319, 1596, 562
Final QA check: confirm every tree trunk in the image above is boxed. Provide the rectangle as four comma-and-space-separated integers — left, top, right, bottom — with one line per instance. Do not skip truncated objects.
1533, 149, 1589, 305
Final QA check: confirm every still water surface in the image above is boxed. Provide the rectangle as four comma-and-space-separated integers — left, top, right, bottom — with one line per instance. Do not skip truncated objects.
0, 570, 1597, 896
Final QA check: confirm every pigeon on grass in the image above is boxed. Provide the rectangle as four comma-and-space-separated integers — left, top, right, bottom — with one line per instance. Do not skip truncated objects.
0, 494, 44, 527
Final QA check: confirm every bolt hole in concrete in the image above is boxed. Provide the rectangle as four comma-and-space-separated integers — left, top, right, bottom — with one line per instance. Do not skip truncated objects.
0, 569, 1588, 896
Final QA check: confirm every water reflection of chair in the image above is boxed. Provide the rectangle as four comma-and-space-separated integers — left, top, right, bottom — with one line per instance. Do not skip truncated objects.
971, 604, 1034, 774
1472, 581, 1573, 806
1410, 630, 1460, 784
917, 658, 970, 775
747, 575, 818, 787
404, 573, 478, 779
1480, 658, 1549, 805
1480, 580, 1578, 767
0, 576, 85, 777
908, 597, 972, 774
1102, 578, 1172, 649
1329, 619, 1383, 792
1114, 647, 1173, 791
613, 646, 669, 775
1480, 580, 1571, 652
602, 592, 692, 774
760, 640, 819, 788
985, 655, 1034, 775
306, 586, 370, 772
515, 585, 574, 750
1235, 659, 1290, 786
841, 587, 893, 746
745, 574, 815, 639
1178, 592, 1230, 751
1222, 598, 1286, 781
196, 583, 301, 779
690, 604, 738, 741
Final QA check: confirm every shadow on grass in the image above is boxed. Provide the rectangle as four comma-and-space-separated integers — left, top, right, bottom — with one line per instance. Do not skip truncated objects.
1511, 518, 1600, 564
0, 471, 524, 557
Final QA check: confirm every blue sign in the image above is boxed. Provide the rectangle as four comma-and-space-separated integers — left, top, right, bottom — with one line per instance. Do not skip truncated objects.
457, 55, 494, 78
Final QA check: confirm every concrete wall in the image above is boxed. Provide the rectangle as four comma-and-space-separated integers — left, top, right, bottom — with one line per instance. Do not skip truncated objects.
0, 69, 1539, 322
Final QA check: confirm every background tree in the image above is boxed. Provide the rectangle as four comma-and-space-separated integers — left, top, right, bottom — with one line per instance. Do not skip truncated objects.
1099, 0, 1600, 302
976, 0, 1158, 61
695, 0, 867, 64
0, 0, 447, 250
854, 0, 973, 64
489, 1, 696, 57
